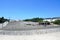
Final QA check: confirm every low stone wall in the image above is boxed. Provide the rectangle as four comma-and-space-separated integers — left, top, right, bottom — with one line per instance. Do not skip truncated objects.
0, 28, 60, 35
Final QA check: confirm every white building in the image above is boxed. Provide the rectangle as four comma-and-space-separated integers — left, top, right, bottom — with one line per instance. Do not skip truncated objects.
43, 17, 60, 22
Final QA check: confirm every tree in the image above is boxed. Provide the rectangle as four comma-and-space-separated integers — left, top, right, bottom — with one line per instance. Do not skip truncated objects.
53, 20, 60, 25
0, 17, 4, 23
23, 17, 44, 22
0, 17, 9, 23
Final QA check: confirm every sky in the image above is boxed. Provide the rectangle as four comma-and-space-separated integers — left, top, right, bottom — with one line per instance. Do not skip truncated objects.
0, 0, 60, 20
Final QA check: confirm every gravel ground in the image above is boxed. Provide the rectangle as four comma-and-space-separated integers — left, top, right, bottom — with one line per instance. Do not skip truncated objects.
0, 21, 60, 30
0, 21, 60, 35
0, 32, 60, 40
0, 21, 60, 40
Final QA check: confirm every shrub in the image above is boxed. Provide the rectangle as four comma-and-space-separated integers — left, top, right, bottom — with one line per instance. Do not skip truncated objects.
53, 20, 60, 25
